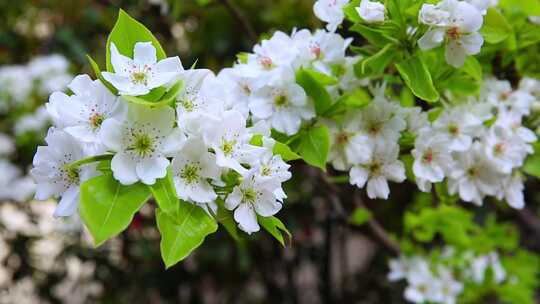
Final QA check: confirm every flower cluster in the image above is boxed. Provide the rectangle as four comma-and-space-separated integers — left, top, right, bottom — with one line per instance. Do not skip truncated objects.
388, 249, 506, 304
411, 78, 538, 208
0, 55, 72, 203
33, 41, 293, 234
0, 54, 71, 111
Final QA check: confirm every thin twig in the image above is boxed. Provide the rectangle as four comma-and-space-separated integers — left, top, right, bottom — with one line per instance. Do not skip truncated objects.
353, 194, 401, 256
218, 0, 258, 44
319, 171, 401, 256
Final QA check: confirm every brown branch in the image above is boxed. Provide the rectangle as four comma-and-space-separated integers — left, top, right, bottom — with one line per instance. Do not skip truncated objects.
353, 194, 401, 256
319, 171, 401, 256
217, 0, 258, 44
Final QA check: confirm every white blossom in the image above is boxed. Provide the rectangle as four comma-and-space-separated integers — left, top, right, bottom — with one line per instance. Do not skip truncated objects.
102, 42, 183, 96
100, 103, 184, 185
349, 143, 405, 199
170, 138, 221, 208
47, 74, 126, 143
356, 0, 386, 23
225, 172, 283, 234
313, 0, 350, 32
31, 129, 97, 217
418, 0, 484, 67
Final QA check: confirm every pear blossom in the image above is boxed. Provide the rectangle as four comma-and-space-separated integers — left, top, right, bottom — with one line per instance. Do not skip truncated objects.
170, 138, 221, 209
498, 173, 525, 209
292, 29, 352, 68
412, 131, 454, 185
313, 0, 350, 32
327, 119, 372, 171
482, 126, 532, 174
102, 42, 183, 96
0, 133, 14, 156
432, 106, 483, 152
481, 78, 535, 117
349, 143, 405, 199
404, 259, 441, 303
100, 104, 184, 185
225, 172, 283, 234
436, 267, 464, 304
447, 143, 500, 205
202, 110, 266, 175
31, 129, 97, 217
356, 0, 386, 23
418, 0, 484, 67
247, 32, 299, 72
249, 68, 315, 135
176, 69, 225, 134
356, 96, 406, 146
46, 74, 126, 143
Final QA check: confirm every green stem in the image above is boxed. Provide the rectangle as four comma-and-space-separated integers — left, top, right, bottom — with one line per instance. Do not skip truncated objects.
67, 154, 113, 168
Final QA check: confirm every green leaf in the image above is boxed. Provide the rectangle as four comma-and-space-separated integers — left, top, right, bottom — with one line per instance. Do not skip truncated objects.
349, 207, 372, 226
149, 169, 179, 217
215, 199, 241, 241
343, 0, 362, 23
156, 204, 218, 268
354, 44, 396, 77
461, 57, 483, 81
323, 88, 371, 117
395, 55, 440, 103
80, 174, 151, 246
106, 9, 167, 72
86, 55, 118, 95
273, 141, 301, 161
301, 68, 338, 86
257, 216, 291, 246
480, 8, 513, 44
249, 134, 263, 146
523, 143, 540, 179
296, 68, 333, 115
296, 125, 330, 171
122, 80, 183, 107
350, 23, 394, 48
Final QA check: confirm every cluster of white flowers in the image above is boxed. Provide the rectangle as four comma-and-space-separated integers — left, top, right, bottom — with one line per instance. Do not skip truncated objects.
219, 27, 365, 135
313, 0, 386, 31
388, 249, 506, 304
0, 200, 104, 303
0, 54, 71, 111
411, 77, 539, 208
33, 42, 293, 234
418, 0, 486, 67
327, 84, 409, 199
0, 56, 73, 204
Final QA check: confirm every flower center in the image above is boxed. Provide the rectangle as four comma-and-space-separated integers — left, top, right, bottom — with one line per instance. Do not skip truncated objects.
131, 134, 154, 157
422, 149, 434, 164
467, 166, 479, 178
494, 143, 505, 156
131, 71, 148, 85
89, 113, 104, 130
446, 27, 461, 40
180, 164, 200, 184
61, 165, 80, 185
261, 166, 272, 176
448, 124, 459, 136
274, 95, 289, 108
336, 131, 350, 146
242, 188, 258, 204
221, 139, 237, 156
180, 98, 194, 112
258, 56, 274, 69
369, 162, 382, 175
368, 121, 382, 135
310, 43, 321, 59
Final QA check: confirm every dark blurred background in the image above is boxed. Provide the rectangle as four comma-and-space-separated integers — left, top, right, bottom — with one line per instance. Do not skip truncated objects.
1, 1, 539, 303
